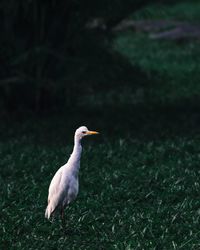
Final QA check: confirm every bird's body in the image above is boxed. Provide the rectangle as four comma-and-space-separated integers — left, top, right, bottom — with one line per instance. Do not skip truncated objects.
45, 126, 98, 221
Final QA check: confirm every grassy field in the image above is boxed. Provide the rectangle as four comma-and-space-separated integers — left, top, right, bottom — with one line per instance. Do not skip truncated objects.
1, 137, 200, 249
1, 1, 200, 249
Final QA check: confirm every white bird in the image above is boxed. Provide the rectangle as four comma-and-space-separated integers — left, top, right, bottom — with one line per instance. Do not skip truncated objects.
45, 126, 99, 222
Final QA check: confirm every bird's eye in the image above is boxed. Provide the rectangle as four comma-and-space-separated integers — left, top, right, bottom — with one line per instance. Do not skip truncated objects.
82, 131, 86, 134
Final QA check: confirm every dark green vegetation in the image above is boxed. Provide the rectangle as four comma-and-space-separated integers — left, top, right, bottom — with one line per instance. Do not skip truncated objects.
0, 0, 148, 112
1, 1, 200, 249
1, 138, 200, 249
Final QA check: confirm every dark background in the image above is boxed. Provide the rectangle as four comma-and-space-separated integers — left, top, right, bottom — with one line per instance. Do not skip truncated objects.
1, 0, 148, 113
2, 0, 200, 142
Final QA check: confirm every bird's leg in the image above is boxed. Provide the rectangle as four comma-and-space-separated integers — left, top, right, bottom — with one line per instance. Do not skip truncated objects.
61, 208, 66, 231
61, 207, 64, 221
60, 207, 72, 235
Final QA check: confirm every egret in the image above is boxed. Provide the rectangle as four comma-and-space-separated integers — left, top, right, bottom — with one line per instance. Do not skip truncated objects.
45, 126, 99, 222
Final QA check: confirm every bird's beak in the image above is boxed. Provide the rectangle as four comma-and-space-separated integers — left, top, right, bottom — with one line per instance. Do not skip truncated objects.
86, 131, 99, 135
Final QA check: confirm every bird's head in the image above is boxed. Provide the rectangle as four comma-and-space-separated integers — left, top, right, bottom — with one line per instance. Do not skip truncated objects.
75, 126, 99, 140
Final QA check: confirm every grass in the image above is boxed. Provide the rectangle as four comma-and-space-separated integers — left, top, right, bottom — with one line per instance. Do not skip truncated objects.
1, 1, 200, 249
0, 137, 200, 249
114, 34, 200, 104
132, 2, 200, 21
113, 1, 200, 105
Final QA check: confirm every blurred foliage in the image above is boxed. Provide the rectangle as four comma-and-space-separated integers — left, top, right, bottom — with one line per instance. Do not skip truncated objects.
1, 1, 200, 143
0, 0, 147, 112
0, 0, 191, 113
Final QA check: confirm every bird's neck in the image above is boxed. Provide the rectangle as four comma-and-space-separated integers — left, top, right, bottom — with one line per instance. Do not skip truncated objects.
67, 136, 82, 172
72, 137, 82, 161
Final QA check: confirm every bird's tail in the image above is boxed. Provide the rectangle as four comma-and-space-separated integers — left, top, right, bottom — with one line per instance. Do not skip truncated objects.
45, 205, 52, 219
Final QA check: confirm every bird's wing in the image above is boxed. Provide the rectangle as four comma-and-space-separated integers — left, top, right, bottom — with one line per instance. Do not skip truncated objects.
48, 166, 64, 204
